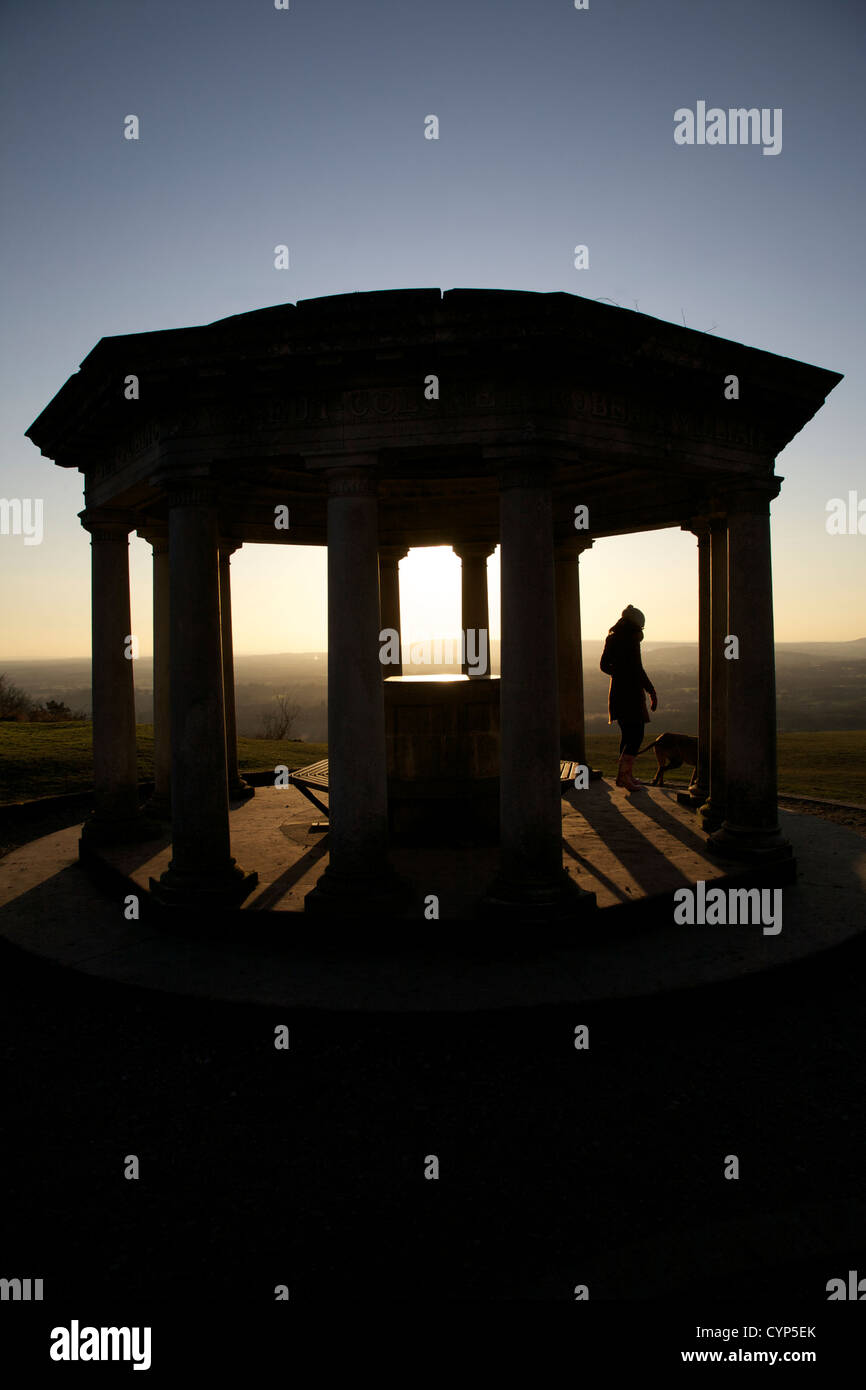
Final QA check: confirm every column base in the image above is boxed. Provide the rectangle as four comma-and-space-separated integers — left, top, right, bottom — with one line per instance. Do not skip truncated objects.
229, 779, 256, 802
149, 858, 258, 908
303, 862, 413, 919
699, 798, 725, 833
80, 811, 165, 849
709, 819, 794, 862
478, 867, 597, 924
678, 783, 708, 810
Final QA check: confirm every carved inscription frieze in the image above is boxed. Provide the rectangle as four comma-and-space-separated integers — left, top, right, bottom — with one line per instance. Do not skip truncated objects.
108, 382, 769, 469
114, 420, 162, 466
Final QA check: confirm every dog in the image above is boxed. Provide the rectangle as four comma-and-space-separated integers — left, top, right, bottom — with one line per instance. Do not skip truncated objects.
635, 732, 699, 787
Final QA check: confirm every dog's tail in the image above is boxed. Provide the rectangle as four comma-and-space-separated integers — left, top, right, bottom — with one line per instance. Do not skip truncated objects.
635, 739, 659, 757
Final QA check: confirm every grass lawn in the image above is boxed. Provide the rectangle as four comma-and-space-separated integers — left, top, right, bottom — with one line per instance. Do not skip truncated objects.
0, 722, 863, 806
586, 729, 866, 804
0, 723, 327, 804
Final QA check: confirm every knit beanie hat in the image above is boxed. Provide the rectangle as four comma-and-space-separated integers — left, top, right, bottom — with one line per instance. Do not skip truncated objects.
622, 605, 646, 629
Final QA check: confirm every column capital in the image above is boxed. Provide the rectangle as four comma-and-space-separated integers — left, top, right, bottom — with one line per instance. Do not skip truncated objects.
138, 525, 169, 554
163, 479, 221, 509
714, 478, 782, 516
726, 482, 782, 515
379, 544, 409, 564
494, 460, 554, 490
219, 538, 243, 559
681, 515, 713, 539
555, 536, 593, 560
452, 540, 496, 562
148, 459, 221, 503
324, 466, 380, 498
79, 507, 135, 541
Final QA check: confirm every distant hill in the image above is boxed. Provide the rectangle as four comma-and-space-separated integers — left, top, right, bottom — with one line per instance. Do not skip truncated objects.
2, 639, 864, 738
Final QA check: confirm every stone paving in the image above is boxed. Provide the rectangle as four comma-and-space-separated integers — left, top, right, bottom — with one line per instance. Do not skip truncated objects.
0, 780, 864, 1010
84, 778, 746, 915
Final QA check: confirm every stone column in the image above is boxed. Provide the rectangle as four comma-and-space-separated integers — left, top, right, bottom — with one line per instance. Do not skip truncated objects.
378, 545, 407, 677
305, 466, 408, 915
555, 536, 598, 773
678, 521, 710, 808
79, 509, 158, 847
699, 518, 729, 833
142, 531, 172, 820
151, 480, 257, 906
219, 541, 254, 800
710, 488, 791, 861
453, 541, 494, 677
482, 460, 595, 920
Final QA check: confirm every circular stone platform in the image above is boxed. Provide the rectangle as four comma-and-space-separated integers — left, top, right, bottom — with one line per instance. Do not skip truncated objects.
0, 805, 863, 1011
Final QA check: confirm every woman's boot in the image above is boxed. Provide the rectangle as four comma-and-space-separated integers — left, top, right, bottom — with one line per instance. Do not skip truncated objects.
616, 753, 642, 790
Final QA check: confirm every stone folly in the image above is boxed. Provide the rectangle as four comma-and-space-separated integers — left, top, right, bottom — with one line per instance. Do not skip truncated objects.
26, 289, 841, 919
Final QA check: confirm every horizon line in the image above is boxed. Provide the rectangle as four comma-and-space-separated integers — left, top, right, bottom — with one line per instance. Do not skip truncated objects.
2, 636, 865, 664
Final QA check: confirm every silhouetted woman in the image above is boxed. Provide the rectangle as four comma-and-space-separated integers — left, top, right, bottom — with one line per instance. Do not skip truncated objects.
599, 605, 657, 790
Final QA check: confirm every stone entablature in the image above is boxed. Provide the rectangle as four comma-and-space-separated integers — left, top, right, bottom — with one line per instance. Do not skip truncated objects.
27, 289, 840, 549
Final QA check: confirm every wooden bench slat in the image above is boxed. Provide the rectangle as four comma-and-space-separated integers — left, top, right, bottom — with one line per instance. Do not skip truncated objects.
288, 759, 330, 818
293, 759, 579, 795
289, 759, 329, 789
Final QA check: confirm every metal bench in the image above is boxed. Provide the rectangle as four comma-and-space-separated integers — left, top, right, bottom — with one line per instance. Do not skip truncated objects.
289, 758, 582, 822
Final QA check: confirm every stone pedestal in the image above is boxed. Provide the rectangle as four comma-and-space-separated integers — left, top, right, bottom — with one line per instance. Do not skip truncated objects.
220, 542, 254, 800
79, 510, 160, 848
305, 467, 409, 916
710, 491, 792, 862
151, 482, 257, 907
481, 462, 596, 922
453, 541, 493, 678
384, 674, 500, 841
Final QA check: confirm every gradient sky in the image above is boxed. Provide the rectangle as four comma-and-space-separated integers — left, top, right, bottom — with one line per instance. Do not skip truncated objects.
1, 0, 864, 659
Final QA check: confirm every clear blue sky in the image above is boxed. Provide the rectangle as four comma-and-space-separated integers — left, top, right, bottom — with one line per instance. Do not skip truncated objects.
1, 0, 863, 657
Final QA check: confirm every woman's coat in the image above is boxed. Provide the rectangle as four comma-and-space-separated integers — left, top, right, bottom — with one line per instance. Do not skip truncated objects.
599, 620, 656, 725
